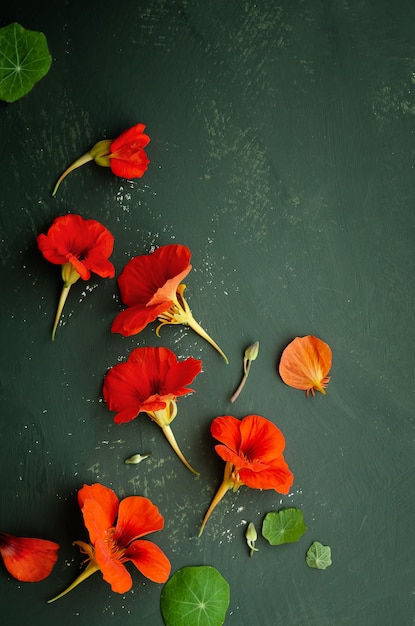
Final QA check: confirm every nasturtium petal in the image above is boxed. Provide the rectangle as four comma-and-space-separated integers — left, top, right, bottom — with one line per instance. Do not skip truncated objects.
262, 508, 307, 545
306, 541, 332, 570
160, 566, 230, 626
0, 23, 52, 103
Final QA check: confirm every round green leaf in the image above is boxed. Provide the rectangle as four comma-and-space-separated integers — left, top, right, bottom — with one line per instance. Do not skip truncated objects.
160, 566, 230, 626
306, 541, 332, 570
262, 508, 307, 545
0, 23, 52, 103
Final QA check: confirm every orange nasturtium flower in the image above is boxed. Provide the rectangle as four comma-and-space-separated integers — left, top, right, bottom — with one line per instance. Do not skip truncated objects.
52, 123, 150, 196
0, 532, 59, 582
36, 214, 115, 340
103, 346, 202, 475
111, 243, 228, 363
279, 335, 332, 396
48, 483, 170, 602
198, 414, 294, 536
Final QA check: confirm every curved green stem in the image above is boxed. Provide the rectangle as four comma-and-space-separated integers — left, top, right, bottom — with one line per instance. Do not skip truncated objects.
157, 284, 229, 364
48, 561, 99, 603
230, 361, 251, 403
198, 479, 231, 537
186, 316, 229, 364
162, 425, 199, 475
52, 284, 72, 341
52, 152, 94, 196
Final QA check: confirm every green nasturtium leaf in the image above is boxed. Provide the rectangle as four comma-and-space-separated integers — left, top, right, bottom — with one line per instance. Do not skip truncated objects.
262, 508, 307, 546
160, 566, 230, 626
0, 23, 52, 103
306, 541, 332, 570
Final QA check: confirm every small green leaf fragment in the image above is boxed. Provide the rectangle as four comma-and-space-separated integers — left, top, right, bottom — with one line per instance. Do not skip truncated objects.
262, 508, 307, 546
160, 565, 230, 626
0, 23, 52, 103
306, 541, 332, 570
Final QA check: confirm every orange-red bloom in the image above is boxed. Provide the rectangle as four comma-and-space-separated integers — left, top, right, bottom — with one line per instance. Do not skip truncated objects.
198, 415, 294, 535
106, 123, 150, 179
48, 483, 170, 602
111, 244, 228, 363
37, 214, 115, 339
52, 123, 150, 196
103, 346, 202, 474
279, 335, 332, 396
0, 532, 59, 582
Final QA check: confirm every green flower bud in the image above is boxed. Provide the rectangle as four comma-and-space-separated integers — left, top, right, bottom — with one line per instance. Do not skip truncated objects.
245, 522, 259, 557
124, 453, 152, 465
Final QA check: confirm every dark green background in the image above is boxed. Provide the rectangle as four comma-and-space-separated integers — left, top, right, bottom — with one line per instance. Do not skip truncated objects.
1, 1, 414, 624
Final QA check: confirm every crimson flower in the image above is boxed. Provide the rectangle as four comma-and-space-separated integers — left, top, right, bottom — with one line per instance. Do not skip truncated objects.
0, 532, 59, 582
49, 483, 170, 602
279, 335, 332, 396
111, 243, 228, 363
37, 214, 115, 340
198, 414, 294, 536
103, 346, 202, 474
52, 123, 150, 196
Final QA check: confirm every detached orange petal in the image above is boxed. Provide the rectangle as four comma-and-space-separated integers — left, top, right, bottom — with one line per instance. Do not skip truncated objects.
279, 335, 332, 396
0, 533, 59, 582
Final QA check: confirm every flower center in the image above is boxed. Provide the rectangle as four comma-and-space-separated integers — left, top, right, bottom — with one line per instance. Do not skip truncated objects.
104, 529, 127, 562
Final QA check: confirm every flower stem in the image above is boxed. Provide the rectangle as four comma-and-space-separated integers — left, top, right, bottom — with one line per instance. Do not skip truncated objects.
230, 364, 250, 403
186, 316, 229, 364
162, 425, 199, 475
198, 479, 232, 537
52, 284, 72, 341
52, 152, 94, 196
230, 342, 259, 402
170, 284, 229, 363
47, 561, 99, 603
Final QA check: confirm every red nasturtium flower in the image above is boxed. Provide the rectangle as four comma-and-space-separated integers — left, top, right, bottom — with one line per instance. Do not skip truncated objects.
52, 123, 150, 196
198, 414, 294, 536
37, 214, 115, 340
111, 243, 228, 363
103, 346, 202, 475
0, 532, 59, 582
279, 335, 332, 396
48, 483, 170, 602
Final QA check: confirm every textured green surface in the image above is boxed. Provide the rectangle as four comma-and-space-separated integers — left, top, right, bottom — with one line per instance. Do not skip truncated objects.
0, 1, 414, 625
